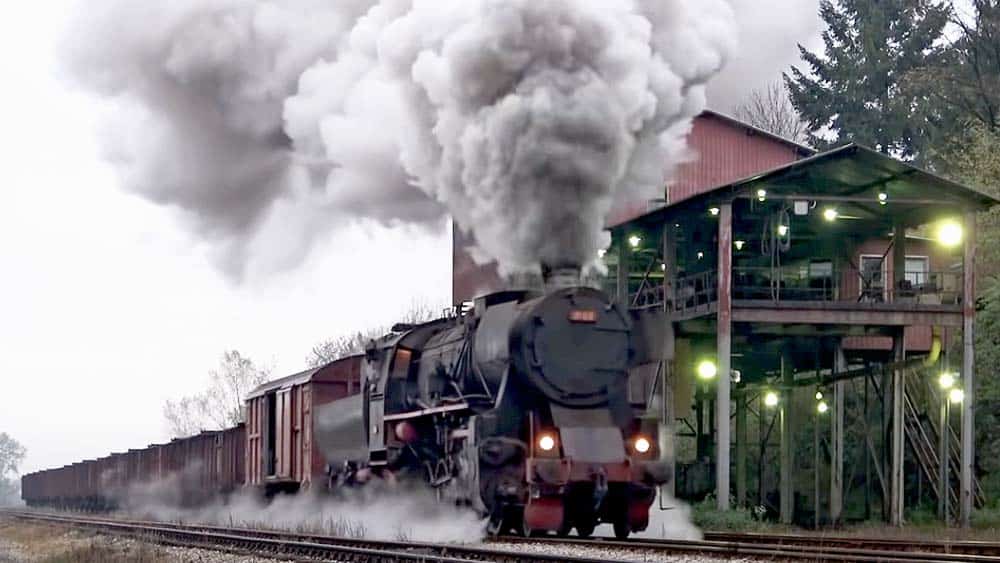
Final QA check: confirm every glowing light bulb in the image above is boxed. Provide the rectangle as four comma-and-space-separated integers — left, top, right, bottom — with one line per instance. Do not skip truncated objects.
696, 360, 718, 380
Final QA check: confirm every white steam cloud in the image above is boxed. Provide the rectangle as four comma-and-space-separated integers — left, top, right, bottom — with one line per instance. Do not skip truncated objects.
113, 469, 485, 543
64, 1, 735, 278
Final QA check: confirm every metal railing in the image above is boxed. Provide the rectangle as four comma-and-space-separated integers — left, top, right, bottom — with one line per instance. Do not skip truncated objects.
629, 266, 964, 314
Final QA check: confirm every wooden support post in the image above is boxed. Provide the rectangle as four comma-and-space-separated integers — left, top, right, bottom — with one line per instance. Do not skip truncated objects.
961, 211, 976, 527
716, 202, 733, 511
890, 330, 906, 526
780, 354, 793, 524
831, 342, 846, 525
736, 390, 747, 508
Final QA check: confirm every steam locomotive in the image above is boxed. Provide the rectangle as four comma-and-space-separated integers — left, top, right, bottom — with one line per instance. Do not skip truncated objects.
314, 271, 669, 538
22, 270, 669, 539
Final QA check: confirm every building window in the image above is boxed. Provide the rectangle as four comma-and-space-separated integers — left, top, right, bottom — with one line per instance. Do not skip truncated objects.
905, 256, 929, 286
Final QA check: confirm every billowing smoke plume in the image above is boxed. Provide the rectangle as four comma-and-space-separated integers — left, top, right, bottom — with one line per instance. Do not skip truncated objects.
65, 1, 735, 277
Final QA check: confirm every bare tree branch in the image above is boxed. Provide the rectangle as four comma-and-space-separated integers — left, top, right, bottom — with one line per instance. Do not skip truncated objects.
0, 433, 26, 506
733, 81, 810, 145
305, 301, 444, 367
163, 351, 271, 438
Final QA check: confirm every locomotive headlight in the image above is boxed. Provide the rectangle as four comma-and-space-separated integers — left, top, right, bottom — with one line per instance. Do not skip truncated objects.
538, 434, 556, 452
633, 436, 651, 454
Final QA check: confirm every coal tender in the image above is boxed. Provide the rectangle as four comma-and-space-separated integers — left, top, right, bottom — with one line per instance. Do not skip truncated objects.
315, 268, 668, 538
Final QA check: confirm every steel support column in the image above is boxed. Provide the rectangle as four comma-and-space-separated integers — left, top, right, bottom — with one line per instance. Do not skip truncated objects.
736, 390, 747, 508
617, 235, 629, 311
890, 330, 906, 526
661, 227, 677, 498
939, 394, 950, 522
716, 202, 733, 511
780, 354, 793, 524
961, 211, 976, 527
831, 342, 846, 525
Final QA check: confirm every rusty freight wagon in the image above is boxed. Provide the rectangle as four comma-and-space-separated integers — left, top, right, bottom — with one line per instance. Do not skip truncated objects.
21, 425, 247, 509
245, 356, 362, 495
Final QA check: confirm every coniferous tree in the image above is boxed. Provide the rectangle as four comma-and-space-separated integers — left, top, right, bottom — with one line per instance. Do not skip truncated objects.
785, 0, 949, 157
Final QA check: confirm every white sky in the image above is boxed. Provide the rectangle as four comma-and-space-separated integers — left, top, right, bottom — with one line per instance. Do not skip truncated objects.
0, 1, 822, 475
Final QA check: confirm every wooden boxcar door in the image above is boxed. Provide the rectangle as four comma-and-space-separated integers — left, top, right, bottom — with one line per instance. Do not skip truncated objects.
276, 388, 292, 480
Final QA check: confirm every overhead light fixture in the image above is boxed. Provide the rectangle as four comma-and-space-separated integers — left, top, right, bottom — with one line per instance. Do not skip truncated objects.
817, 400, 829, 414
938, 372, 956, 390
777, 224, 789, 237
949, 388, 965, 404
709, 207, 720, 216
764, 391, 779, 408
696, 360, 718, 380
757, 189, 767, 202
734, 240, 745, 251
814, 390, 824, 401
936, 220, 963, 248
660, 263, 666, 271
628, 235, 642, 248
878, 192, 888, 205
697, 251, 704, 260
823, 208, 839, 222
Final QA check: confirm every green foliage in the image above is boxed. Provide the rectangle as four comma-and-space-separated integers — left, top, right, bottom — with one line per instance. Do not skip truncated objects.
929, 1, 1000, 133
691, 496, 768, 531
785, 0, 949, 157
934, 126, 1000, 494
971, 505, 1000, 529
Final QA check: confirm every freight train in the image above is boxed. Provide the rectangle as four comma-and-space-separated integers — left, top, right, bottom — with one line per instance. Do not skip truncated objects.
22, 276, 669, 539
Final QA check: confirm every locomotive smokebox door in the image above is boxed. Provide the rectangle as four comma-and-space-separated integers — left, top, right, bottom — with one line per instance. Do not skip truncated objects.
510, 287, 630, 410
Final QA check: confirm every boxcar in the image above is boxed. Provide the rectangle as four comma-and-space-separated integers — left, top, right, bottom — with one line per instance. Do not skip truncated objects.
245, 356, 362, 495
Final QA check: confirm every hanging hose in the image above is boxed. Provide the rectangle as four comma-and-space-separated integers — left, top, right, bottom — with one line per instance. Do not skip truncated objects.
761, 207, 792, 301
923, 326, 942, 367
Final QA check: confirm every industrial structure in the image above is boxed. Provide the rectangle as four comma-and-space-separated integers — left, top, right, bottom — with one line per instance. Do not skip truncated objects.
453, 111, 998, 527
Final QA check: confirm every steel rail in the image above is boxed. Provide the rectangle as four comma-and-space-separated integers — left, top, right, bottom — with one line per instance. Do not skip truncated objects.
5, 509, 1000, 563
498, 534, 1000, 563
703, 530, 1000, 556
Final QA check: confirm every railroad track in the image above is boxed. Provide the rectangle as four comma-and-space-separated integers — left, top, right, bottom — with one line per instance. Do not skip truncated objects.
4, 509, 1000, 562
703, 530, 1000, 557
502, 533, 1000, 562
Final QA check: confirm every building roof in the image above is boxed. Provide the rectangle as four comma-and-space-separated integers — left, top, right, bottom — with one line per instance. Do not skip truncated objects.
700, 109, 816, 157
617, 144, 1000, 232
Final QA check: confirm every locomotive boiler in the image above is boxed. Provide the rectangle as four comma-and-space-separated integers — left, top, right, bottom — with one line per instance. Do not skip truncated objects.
315, 271, 669, 538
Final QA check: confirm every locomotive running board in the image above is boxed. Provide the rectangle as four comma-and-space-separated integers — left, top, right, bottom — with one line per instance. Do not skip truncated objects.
383, 402, 471, 421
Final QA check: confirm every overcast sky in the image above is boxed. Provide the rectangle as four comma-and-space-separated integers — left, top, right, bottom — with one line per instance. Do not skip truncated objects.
1, 1, 821, 475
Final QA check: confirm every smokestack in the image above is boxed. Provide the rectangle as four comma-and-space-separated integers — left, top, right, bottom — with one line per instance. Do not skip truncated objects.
542, 264, 581, 292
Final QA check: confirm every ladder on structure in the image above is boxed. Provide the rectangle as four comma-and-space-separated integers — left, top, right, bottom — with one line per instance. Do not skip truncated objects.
901, 370, 986, 510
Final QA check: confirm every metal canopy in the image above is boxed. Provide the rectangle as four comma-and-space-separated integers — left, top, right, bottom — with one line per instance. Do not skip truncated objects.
615, 144, 999, 233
